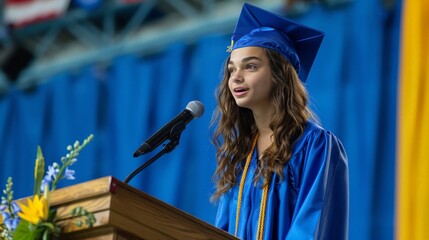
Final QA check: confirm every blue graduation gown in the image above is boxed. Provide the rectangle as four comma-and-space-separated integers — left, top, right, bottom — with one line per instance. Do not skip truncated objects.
215, 121, 349, 240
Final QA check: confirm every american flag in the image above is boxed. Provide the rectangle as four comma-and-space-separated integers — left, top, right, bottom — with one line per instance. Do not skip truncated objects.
4, 0, 70, 28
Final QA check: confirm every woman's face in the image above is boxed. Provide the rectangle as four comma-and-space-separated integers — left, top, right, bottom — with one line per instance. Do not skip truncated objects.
228, 47, 274, 112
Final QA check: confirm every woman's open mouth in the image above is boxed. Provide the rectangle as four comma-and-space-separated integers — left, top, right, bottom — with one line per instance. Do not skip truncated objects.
233, 87, 249, 97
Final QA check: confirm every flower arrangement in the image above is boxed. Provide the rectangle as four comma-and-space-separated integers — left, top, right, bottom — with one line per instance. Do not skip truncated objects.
0, 134, 96, 240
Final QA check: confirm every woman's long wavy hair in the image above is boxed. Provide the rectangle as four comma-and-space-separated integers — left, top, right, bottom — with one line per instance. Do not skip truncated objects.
211, 48, 314, 201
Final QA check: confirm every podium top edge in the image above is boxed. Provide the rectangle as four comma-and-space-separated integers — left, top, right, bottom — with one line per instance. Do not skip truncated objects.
49, 176, 119, 205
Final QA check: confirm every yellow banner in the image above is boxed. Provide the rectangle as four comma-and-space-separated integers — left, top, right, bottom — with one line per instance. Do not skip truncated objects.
396, 0, 429, 239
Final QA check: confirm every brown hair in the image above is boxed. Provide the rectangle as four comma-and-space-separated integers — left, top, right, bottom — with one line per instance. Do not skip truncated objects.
211, 48, 314, 201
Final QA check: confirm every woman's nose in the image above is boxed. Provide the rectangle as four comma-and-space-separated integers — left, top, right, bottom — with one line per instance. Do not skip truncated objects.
230, 70, 244, 83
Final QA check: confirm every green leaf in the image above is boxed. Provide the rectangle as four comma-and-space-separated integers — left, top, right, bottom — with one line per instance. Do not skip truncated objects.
75, 220, 82, 227
13, 220, 42, 240
70, 206, 96, 228
42, 230, 50, 240
34, 146, 45, 196
47, 209, 57, 223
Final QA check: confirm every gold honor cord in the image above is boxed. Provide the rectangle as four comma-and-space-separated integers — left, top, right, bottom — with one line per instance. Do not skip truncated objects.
256, 184, 269, 240
234, 135, 270, 240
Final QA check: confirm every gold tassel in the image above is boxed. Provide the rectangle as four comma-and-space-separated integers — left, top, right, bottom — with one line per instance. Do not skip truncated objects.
226, 39, 234, 52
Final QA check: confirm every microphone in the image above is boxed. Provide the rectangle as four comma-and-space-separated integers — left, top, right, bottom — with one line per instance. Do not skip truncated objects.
133, 100, 204, 157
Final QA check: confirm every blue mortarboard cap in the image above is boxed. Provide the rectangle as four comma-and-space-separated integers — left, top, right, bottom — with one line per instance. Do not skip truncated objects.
229, 3, 325, 82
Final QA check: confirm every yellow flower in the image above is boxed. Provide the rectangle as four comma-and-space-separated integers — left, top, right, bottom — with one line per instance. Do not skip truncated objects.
18, 195, 49, 225
0, 217, 3, 233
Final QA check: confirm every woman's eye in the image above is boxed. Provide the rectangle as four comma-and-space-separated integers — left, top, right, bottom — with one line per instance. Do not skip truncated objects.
228, 68, 236, 74
246, 64, 257, 70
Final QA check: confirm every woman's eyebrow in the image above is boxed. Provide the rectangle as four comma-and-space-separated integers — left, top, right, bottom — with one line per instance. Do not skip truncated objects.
228, 56, 263, 65
242, 56, 263, 62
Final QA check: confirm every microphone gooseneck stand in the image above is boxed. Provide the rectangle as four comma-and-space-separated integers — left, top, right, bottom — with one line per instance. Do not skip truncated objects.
124, 123, 186, 184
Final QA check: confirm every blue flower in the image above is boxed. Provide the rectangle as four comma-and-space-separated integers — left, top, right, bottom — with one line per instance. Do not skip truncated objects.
1, 203, 21, 232
40, 165, 59, 192
0, 210, 8, 219
4, 215, 19, 231
47, 165, 59, 180
40, 164, 77, 192
64, 168, 75, 180
40, 178, 50, 192
11, 202, 20, 214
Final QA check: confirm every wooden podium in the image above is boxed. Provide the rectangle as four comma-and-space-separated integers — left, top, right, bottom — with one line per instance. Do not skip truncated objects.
48, 176, 238, 240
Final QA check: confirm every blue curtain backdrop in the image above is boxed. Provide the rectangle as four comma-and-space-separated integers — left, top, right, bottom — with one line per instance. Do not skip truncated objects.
0, 1, 400, 239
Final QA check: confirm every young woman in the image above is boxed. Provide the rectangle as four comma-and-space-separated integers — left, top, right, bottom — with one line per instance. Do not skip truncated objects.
211, 3, 349, 240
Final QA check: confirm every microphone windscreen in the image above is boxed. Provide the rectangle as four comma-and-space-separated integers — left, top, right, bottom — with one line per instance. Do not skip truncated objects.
186, 101, 204, 118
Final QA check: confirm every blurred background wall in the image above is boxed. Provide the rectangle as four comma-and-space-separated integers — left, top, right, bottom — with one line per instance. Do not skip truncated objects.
1, 0, 426, 239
